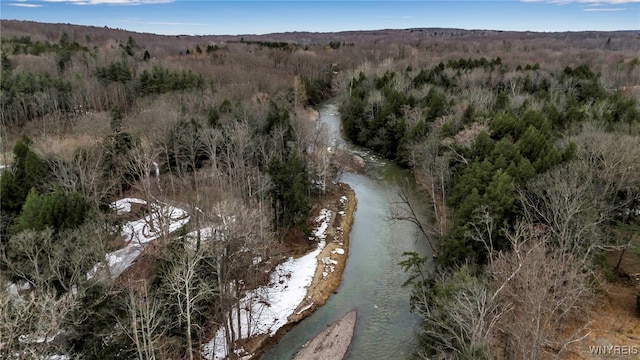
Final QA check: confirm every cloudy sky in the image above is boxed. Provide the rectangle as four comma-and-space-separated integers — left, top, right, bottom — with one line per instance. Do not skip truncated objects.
1, 0, 639, 35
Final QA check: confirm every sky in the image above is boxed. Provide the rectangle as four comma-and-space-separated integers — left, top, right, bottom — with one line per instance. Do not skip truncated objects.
1, 0, 639, 36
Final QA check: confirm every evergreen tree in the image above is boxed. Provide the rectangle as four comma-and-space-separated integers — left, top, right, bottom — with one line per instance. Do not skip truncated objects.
109, 107, 123, 133
268, 151, 311, 229
66, 283, 131, 359
1, 52, 12, 71
10, 188, 90, 235
0, 136, 48, 217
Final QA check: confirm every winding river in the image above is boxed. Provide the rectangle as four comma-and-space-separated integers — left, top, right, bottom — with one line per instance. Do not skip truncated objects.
262, 102, 432, 359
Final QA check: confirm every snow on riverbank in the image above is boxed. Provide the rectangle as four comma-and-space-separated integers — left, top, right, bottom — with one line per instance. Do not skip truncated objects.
312, 209, 331, 241
88, 198, 189, 281
203, 209, 333, 360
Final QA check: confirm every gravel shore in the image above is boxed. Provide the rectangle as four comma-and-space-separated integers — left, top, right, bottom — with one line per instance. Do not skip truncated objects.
293, 310, 357, 360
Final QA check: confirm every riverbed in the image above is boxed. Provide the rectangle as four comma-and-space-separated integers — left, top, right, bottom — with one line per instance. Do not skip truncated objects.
261, 102, 431, 359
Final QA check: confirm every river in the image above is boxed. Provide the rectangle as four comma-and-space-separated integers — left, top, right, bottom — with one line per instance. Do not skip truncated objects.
261, 102, 432, 359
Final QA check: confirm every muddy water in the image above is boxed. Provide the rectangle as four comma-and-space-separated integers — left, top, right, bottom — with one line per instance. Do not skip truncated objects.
261, 102, 431, 359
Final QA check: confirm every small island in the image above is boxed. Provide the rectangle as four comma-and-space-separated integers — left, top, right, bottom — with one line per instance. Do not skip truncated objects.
294, 310, 357, 360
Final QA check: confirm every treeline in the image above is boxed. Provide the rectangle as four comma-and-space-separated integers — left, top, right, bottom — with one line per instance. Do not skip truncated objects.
1, 71, 74, 124
341, 59, 637, 162
94, 60, 206, 94
234, 38, 297, 50
1, 33, 88, 56
327, 41, 354, 49
339, 58, 640, 358
1, 57, 205, 127
1, 28, 342, 128
137, 67, 204, 95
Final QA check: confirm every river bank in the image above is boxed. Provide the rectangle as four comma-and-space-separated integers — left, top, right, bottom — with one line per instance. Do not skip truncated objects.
240, 182, 357, 359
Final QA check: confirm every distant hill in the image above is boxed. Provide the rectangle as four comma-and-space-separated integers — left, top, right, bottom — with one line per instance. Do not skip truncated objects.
1, 19, 638, 50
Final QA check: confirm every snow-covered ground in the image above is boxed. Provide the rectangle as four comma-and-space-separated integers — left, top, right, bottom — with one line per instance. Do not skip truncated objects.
6, 281, 31, 301
87, 198, 189, 281
109, 197, 147, 215
312, 209, 331, 241
202, 209, 334, 360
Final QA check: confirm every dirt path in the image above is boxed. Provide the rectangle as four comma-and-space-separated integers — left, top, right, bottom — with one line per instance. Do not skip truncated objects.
293, 310, 357, 360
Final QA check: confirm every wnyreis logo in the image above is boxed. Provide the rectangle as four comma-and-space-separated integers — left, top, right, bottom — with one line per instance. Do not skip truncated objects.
588, 345, 639, 356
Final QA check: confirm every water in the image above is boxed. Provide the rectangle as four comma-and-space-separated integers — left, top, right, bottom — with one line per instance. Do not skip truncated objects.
261, 102, 430, 360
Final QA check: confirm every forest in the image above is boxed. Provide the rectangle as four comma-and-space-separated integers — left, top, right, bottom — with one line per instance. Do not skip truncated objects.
342, 55, 640, 358
1, 19, 640, 359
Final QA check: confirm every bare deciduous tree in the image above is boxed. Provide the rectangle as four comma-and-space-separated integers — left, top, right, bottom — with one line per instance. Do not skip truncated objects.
163, 244, 216, 360
124, 139, 163, 203
409, 264, 499, 360
122, 281, 165, 360
47, 144, 118, 207
199, 197, 272, 356
408, 218, 594, 360
410, 131, 452, 237
389, 184, 438, 255
487, 222, 593, 360
573, 125, 640, 222
306, 120, 335, 195
1, 283, 77, 358
519, 162, 605, 264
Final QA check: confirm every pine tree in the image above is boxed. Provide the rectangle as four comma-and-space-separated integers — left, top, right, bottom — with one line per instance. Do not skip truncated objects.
0, 136, 48, 217
10, 188, 90, 235
110, 107, 123, 133
268, 151, 311, 229
1, 52, 12, 71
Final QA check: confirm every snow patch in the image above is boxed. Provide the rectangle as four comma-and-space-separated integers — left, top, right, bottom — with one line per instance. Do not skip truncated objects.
152, 161, 160, 178
184, 227, 216, 248
296, 302, 313, 315
203, 242, 324, 359
19, 331, 62, 344
333, 248, 345, 255
321, 257, 338, 265
6, 281, 31, 302
109, 197, 147, 215
311, 209, 332, 241
88, 199, 189, 281
203, 207, 333, 359
204, 205, 347, 360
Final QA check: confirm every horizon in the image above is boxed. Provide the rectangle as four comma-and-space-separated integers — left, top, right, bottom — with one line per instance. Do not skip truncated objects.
1, 1, 639, 36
